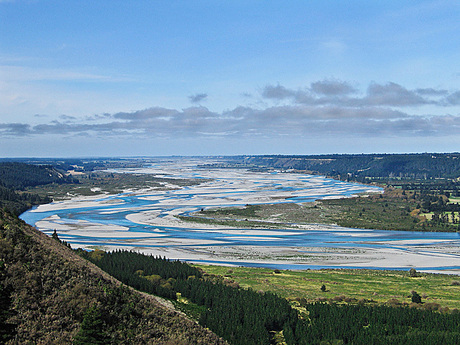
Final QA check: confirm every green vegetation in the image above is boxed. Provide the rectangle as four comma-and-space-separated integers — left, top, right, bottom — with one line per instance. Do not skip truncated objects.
28, 170, 204, 200
298, 302, 460, 345
76, 248, 460, 345
0, 162, 71, 215
0, 262, 16, 343
225, 153, 460, 232
197, 265, 460, 310
73, 306, 110, 345
322, 190, 424, 231
79, 249, 203, 300
78, 249, 301, 345
0, 210, 226, 344
0, 185, 51, 216
0, 162, 77, 190
236, 153, 460, 179
185, 183, 460, 232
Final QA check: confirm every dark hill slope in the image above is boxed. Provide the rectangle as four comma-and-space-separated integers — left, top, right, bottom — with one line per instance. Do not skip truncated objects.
0, 162, 71, 215
0, 162, 76, 190
239, 153, 460, 179
0, 185, 50, 216
0, 210, 226, 345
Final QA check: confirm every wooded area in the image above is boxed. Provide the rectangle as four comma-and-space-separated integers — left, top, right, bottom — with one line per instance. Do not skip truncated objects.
233, 153, 460, 179
0, 162, 75, 215
83, 249, 460, 345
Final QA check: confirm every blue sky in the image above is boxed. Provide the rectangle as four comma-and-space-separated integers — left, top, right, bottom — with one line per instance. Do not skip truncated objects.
1, 1, 459, 157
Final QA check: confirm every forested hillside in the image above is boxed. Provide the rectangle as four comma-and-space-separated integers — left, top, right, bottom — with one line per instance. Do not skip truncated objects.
0, 210, 226, 344
0, 162, 77, 215
231, 153, 460, 179
0, 185, 50, 216
0, 162, 77, 190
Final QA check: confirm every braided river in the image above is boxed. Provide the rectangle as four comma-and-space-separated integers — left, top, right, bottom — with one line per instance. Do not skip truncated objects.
21, 158, 460, 273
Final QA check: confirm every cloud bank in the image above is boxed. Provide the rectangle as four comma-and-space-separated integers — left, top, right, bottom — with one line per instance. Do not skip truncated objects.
1, 81, 459, 142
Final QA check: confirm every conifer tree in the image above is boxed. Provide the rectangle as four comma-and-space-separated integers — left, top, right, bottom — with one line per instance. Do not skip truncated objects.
73, 306, 109, 345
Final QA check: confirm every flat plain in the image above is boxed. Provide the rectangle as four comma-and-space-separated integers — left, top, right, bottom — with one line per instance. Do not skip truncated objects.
197, 265, 460, 311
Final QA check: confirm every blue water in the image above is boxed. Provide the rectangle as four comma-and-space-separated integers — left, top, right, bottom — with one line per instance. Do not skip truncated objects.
19, 166, 460, 272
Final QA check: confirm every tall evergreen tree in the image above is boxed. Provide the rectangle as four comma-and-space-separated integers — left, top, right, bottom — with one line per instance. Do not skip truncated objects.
73, 306, 109, 345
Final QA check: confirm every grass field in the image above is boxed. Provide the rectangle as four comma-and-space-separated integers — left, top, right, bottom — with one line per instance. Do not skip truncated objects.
197, 265, 460, 311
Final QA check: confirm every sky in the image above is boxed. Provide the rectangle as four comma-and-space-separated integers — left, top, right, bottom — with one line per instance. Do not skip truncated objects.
1, 0, 460, 157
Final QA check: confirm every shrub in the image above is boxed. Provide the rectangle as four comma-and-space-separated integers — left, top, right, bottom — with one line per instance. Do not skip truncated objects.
409, 268, 418, 277
411, 291, 422, 304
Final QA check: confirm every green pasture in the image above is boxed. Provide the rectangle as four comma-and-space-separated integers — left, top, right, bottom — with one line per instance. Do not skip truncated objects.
197, 265, 460, 311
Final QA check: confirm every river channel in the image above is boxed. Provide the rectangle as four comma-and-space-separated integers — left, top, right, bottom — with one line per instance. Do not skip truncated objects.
21, 158, 460, 273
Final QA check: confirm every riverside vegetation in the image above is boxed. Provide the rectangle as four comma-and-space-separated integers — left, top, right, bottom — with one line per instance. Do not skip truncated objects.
185, 187, 459, 232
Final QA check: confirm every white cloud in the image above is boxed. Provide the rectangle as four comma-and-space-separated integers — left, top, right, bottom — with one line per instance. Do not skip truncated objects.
320, 40, 347, 55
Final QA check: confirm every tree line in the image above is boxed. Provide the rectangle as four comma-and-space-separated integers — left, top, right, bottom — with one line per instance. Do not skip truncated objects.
237, 153, 460, 179
0, 185, 51, 216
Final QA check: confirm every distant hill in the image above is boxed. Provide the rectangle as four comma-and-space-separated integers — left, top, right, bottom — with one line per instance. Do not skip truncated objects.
0, 162, 68, 215
0, 185, 50, 216
0, 162, 77, 190
233, 153, 460, 179
0, 209, 226, 344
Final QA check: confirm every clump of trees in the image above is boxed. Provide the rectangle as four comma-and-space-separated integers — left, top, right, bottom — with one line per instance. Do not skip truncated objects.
80, 250, 201, 300
411, 291, 422, 304
73, 306, 110, 345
